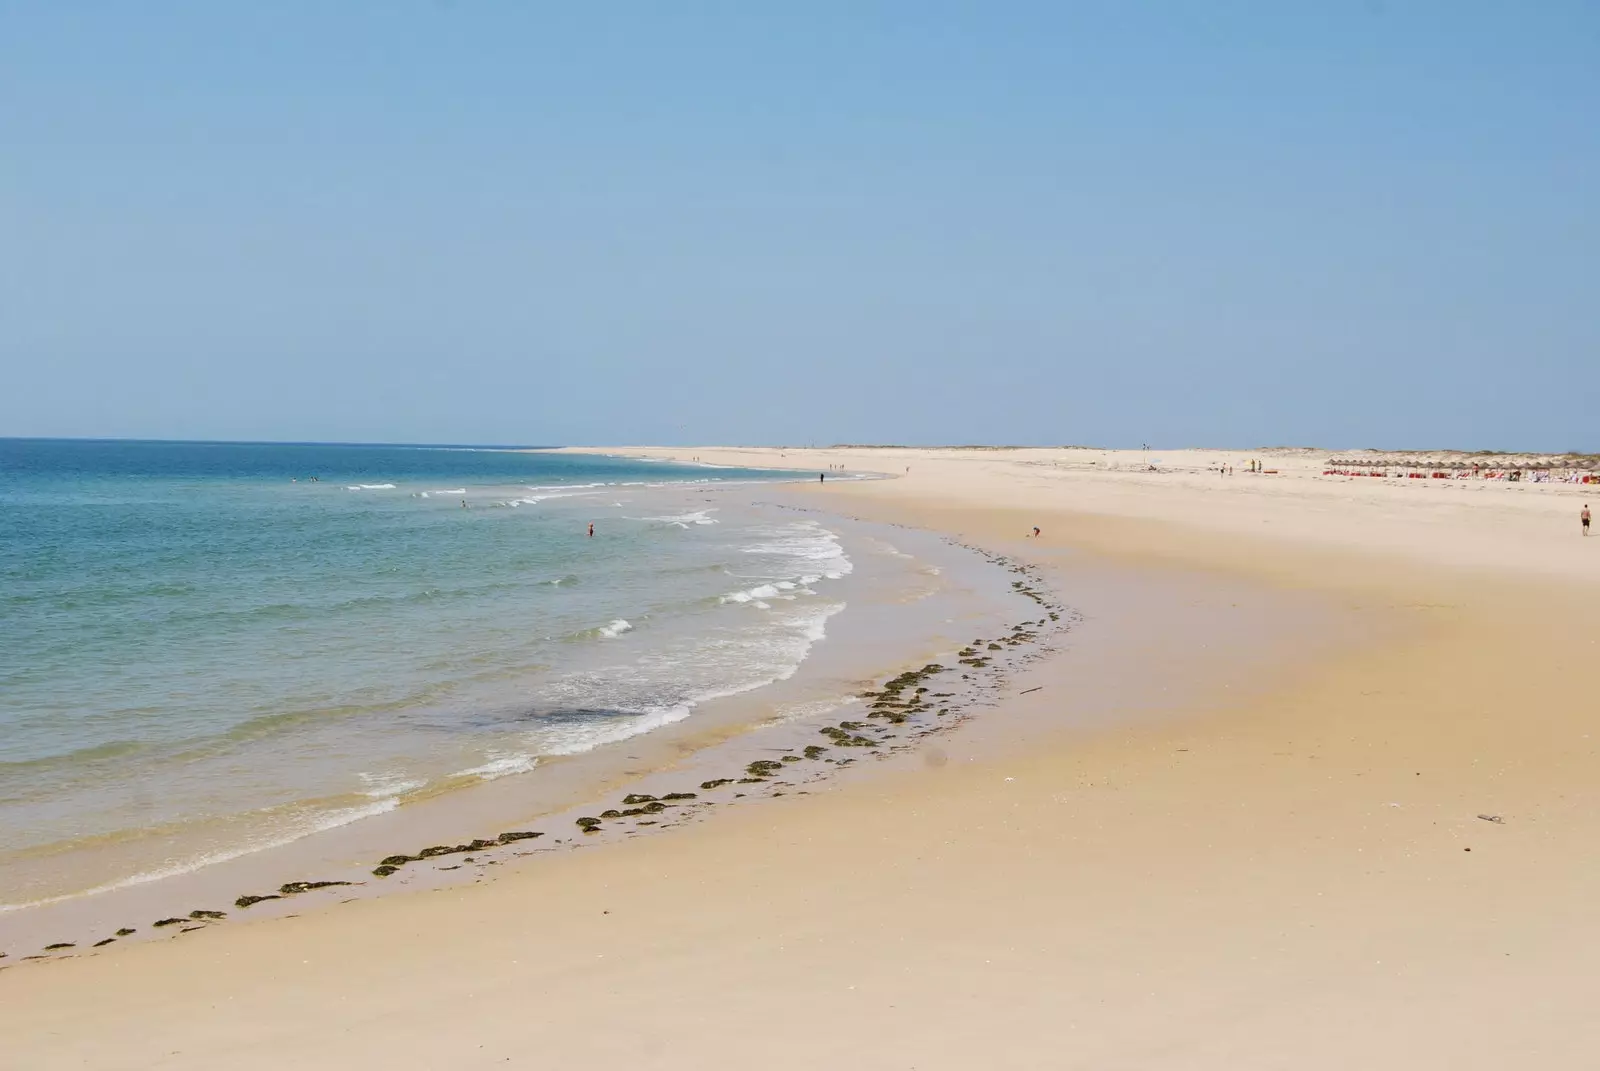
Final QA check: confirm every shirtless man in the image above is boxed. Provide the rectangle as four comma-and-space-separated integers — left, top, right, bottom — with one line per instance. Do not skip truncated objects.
1583, 505, 1591, 536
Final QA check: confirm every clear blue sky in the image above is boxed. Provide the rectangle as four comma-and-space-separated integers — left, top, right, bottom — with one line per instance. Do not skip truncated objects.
2, 3, 1595, 450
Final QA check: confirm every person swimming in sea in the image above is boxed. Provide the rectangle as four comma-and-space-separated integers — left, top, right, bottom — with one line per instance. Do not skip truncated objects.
588, 522, 594, 537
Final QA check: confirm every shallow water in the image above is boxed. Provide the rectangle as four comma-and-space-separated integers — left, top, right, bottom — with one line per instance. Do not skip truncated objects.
1, 440, 857, 906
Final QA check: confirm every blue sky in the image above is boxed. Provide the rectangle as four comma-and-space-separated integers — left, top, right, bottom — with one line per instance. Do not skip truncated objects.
2, 2, 1595, 449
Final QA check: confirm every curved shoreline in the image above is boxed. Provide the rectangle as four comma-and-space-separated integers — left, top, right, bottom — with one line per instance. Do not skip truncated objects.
0, 495, 1058, 955
5, 448, 1597, 1068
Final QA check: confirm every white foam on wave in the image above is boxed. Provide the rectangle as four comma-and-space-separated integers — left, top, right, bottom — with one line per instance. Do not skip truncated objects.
454, 753, 539, 781
642, 479, 720, 489
357, 772, 427, 799
720, 582, 790, 604
638, 509, 719, 529
504, 489, 607, 507
534, 703, 694, 757
709, 601, 842, 687
497, 592, 849, 786
598, 619, 632, 638
740, 520, 854, 581
345, 483, 397, 491
799, 610, 832, 643
0, 797, 401, 913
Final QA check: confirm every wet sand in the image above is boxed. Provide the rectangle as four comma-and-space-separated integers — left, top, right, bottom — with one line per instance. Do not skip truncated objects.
4, 446, 1598, 1069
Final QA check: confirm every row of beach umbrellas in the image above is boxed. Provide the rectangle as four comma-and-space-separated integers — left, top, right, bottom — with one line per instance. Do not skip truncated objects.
1327, 458, 1598, 471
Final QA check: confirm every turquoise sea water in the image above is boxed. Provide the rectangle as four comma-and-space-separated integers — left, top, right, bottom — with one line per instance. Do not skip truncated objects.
0, 439, 843, 905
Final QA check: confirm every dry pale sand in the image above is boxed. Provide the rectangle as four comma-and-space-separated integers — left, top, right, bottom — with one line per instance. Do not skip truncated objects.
4, 446, 1598, 1069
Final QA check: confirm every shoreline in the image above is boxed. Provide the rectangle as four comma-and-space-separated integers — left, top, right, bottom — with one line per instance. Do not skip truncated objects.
4, 447, 1597, 1067
0, 488, 1058, 956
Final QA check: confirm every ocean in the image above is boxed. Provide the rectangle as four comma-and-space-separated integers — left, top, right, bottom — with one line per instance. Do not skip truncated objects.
0, 439, 861, 908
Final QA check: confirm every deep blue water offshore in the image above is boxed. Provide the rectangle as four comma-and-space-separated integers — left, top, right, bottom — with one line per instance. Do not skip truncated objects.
0, 439, 844, 905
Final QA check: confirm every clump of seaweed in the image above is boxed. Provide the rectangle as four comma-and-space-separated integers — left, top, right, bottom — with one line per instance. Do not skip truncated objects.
279, 880, 352, 895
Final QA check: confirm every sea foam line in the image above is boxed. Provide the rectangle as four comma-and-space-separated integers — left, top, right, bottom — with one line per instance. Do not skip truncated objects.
0, 798, 401, 914
635, 509, 719, 528
453, 754, 540, 781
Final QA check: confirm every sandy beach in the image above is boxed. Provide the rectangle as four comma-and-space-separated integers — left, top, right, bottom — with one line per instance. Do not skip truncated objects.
4, 446, 1598, 1069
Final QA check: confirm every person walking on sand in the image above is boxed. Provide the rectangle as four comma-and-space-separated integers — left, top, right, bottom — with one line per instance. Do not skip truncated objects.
1583, 505, 1591, 536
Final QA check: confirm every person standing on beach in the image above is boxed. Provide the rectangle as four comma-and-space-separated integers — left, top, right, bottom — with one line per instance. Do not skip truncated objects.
1583, 505, 1591, 536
